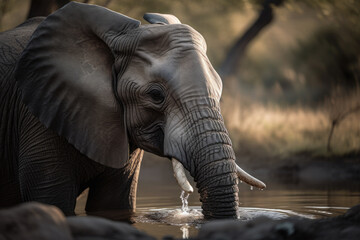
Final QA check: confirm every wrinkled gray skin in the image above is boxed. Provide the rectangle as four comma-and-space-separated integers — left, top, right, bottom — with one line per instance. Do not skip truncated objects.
0, 2, 238, 219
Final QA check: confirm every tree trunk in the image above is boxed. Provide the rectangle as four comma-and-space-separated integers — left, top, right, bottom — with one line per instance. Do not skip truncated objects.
327, 105, 360, 153
219, 0, 284, 79
0, 0, 9, 30
327, 120, 337, 153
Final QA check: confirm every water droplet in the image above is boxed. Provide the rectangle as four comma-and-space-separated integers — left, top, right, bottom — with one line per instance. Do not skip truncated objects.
250, 186, 254, 191
180, 191, 190, 213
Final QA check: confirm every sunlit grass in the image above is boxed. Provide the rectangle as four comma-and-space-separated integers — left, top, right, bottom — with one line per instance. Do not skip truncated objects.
222, 93, 360, 161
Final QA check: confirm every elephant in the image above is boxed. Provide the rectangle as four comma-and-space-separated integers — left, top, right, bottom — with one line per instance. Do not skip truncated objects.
0, 2, 265, 219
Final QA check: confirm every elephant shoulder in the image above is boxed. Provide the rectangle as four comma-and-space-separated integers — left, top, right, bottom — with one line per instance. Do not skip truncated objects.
0, 17, 44, 66
15, 17, 45, 30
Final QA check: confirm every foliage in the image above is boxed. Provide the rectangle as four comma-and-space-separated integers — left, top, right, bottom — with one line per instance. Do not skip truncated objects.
222, 93, 360, 161
221, 0, 360, 158
222, 0, 360, 105
1, 0, 359, 160
324, 87, 360, 152
290, 27, 360, 101
104, 0, 251, 66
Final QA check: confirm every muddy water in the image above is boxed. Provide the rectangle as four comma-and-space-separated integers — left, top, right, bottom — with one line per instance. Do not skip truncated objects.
76, 154, 360, 239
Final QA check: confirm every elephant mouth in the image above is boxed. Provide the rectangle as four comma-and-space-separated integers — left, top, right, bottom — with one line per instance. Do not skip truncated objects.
135, 121, 164, 155
171, 157, 266, 201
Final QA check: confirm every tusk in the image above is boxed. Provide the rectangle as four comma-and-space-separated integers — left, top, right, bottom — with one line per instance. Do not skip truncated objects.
172, 158, 194, 194
236, 165, 266, 189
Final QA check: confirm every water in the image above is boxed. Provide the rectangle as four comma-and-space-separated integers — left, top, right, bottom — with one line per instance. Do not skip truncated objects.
133, 184, 360, 239
180, 191, 190, 212
75, 158, 360, 239
135, 191, 202, 239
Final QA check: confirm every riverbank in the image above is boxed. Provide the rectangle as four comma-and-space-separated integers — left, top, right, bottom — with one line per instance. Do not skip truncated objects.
239, 151, 360, 187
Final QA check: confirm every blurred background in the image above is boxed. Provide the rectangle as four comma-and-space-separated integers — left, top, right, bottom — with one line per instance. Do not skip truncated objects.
1, 1, 359, 237
2, 0, 358, 168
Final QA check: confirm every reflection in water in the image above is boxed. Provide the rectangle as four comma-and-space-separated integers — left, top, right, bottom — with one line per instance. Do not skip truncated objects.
137, 207, 203, 225
180, 224, 189, 239
133, 160, 360, 239
75, 158, 360, 239
134, 204, 328, 240
135, 203, 317, 227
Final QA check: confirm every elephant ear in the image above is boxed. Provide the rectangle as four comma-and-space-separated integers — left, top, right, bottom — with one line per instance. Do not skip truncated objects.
143, 13, 181, 25
16, 2, 141, 168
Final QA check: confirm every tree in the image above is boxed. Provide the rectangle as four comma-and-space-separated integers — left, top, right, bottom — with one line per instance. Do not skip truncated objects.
0, 0, 9, 30
219, 0, 284, 79
27, 0, 70, 18
325, 88, 360, 153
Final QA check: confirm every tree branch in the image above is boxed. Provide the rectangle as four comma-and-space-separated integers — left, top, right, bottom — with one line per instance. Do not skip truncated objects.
219, 0, 284, 79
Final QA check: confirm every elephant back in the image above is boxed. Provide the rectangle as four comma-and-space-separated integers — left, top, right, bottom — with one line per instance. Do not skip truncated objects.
0, 18, 44, 186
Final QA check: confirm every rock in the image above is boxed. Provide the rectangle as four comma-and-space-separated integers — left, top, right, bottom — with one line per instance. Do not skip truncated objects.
0, 202, 153, 240
1, 203, 360, 240
67, 216, 155, 240
197, 204, 360, 240
0, 202, 72, 240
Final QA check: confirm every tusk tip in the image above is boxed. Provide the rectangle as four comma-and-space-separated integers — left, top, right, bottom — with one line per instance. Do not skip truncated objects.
178, 181, 193, 194
236, 165, 267, 189
172, 158, 194, 194
182, 183, 194, 194
249, 180, 266, 190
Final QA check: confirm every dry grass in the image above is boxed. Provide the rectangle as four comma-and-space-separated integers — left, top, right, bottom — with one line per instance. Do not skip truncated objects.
221, 91, 360, 161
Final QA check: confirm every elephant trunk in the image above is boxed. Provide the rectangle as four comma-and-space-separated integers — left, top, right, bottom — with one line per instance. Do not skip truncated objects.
194, 139, 239, 219
184, 106, 239, 219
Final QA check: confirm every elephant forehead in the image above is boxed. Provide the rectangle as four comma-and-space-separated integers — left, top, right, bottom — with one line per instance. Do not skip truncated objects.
137, 24, 207, 57
133, 25, 222, 100
153, 52, 222, 101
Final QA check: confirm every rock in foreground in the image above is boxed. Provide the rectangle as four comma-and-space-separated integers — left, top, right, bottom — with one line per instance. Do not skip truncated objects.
1, 202, 360, 240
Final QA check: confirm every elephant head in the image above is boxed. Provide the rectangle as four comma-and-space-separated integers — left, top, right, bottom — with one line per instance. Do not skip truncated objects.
16, 2, 265, 219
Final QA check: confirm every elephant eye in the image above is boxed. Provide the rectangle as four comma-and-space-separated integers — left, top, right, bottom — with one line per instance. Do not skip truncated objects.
147, 88, 165, 104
